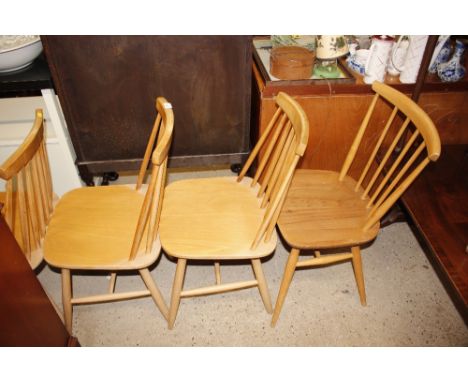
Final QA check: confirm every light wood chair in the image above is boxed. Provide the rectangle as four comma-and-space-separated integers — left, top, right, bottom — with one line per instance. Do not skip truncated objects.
0, 109, 55, 269
160, 91, 309, 329
43, 97, 174, 334
271, 81, 442, 326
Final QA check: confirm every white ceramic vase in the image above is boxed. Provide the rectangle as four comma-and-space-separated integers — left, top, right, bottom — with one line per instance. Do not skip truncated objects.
393, 35, 428, 84
364, 35, 395, 84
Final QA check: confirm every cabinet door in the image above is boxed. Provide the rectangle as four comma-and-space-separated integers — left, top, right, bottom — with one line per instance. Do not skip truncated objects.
42, 36, 252, 179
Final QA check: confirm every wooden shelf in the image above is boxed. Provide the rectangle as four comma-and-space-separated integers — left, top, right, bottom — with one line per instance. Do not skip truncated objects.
253, 38, 468, 97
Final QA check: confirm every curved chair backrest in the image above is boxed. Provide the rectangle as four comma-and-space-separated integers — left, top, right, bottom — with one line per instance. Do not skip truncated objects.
129, 97, 174, 260
0, 109, 54, 268
338, 81, 441, 232
237, 91, 309, 249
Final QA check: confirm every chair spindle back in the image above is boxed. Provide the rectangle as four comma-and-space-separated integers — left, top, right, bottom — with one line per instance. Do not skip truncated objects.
0, 110, 54, 267
129, 97, 174, 260
338, 82, 441, 232
237, 92, 309, 249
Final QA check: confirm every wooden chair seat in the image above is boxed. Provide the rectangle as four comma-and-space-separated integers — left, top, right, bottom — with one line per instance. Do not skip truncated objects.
160, 176, 277, 260
278, 169, 380, 249
44, 185, 161, 270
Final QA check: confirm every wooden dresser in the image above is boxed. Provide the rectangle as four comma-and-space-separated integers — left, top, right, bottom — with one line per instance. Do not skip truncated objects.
42, 36, 253, 184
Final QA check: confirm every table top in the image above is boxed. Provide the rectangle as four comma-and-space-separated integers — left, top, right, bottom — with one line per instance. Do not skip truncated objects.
400, 144, 468, 320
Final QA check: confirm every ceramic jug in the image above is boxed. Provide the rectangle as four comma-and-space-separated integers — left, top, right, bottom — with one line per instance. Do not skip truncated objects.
392, 35, 428, 83
364, 35, 395, 84
428, 35, 451, 74
437, 39, 466, 82
387, 39, 409, 76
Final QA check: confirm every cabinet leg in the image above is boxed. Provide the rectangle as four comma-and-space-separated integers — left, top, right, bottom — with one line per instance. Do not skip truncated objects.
230, 163, 242, 174
100, 172, 119, 186
77, 165, 95, 187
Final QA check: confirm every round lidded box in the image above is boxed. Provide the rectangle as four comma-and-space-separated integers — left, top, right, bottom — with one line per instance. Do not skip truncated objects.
270, 46, 315, 80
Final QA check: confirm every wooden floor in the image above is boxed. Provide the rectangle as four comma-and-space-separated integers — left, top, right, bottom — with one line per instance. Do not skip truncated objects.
400, 144, 468, 322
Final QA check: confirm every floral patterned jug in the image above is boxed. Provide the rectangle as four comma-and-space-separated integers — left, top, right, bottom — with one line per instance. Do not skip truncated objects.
428, 35, 451, 74
437, 39, 466, 82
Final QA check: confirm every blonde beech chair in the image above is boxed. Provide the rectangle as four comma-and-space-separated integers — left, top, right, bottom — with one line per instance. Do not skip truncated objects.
43, 97, 173, 334
271, 81, 441, 326
0, 110, 55, 270
160, 91, 309, 329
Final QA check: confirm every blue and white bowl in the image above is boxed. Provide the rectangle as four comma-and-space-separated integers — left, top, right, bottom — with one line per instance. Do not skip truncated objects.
347, 49, 369, 75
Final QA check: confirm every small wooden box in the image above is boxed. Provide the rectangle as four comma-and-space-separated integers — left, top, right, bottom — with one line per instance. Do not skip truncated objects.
270, 46, 315, 80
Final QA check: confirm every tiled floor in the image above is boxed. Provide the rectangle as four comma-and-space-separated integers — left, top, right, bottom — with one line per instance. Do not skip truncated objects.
37, 169, 468, 346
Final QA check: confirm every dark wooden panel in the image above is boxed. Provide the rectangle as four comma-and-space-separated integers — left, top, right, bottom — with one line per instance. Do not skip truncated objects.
42, 36, 252, 175
0, 216, 75, 346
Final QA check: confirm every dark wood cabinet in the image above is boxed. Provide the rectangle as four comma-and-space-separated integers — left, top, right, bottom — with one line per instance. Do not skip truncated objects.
42, 36, 252, 184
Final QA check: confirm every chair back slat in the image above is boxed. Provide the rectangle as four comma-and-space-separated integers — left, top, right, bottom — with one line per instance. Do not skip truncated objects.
129, 97, 173, 261
136, 113, 162, 190
17, 171, 31, 258
24, 163, 41, 247
238, 106, 282, 183
261, 128, 295, 208
39, 142, 54, 213
362, 117, 411, 199
264, 150, 298, 240
252, 113, 288, 188
146, 157, 167, 253
255, 154, 301, 248
32, 153, 49, 227
236, 92, 309, 249
367, 128, 420, 207
257, 119, 290, 197
369, 141, 426, 217
339, 82, 441, 233
4, 179, 14, 229
355, 106, 399, 191
364, 156, 431, 231
0, 110, 54, 265
339, 92, 379, 182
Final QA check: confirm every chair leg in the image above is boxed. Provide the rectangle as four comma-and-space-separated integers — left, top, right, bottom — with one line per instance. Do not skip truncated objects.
108, 272, 117, 294
251, 258, 272, 313
139, 268, 169, 321
214, 261, 221, 285
168, 258, 187, 329
271, 247, 300, 327
351, 246, 367, 306
61, 268, 73, 334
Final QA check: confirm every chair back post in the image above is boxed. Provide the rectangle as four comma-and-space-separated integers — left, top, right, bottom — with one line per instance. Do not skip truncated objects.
339, 92, 379, 181
237, 92, 308, 249
129, 98, 174, 260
